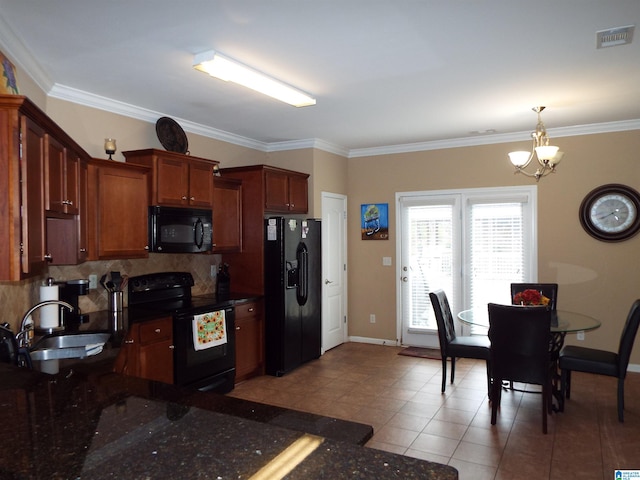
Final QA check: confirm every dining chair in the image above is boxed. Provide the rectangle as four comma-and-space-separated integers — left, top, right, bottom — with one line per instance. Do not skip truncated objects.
488, 303, 553, 433
510, 283, 559, 310
559, 299, 640, 422
429, 290, 491, 397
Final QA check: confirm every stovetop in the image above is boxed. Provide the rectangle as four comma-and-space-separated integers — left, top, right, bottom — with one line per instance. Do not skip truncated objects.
127, 272, 233, 318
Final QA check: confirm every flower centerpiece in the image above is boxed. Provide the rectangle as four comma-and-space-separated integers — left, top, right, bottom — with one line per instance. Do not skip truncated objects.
513, 289, 550, 306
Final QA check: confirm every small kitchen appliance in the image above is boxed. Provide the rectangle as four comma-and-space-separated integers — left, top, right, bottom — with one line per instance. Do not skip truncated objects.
58, 279, 90, 327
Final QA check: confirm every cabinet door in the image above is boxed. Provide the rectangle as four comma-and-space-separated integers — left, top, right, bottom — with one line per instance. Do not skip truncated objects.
64, 151, 80, 215
20, 115, 47, 276
188, 160, 214, 208
213, 177, 242, 252
235, 300, 264, 382
156, 156, 189, 206
138, 318, 174, 384
45, 135, 65, 214
288, 173, 308, 213
96, 164, 149, 259
264, 169, 290, 212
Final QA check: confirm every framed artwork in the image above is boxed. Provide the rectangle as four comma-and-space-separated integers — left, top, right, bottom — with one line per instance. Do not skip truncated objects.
361, 203, 389, 240
1, 51, 19, 94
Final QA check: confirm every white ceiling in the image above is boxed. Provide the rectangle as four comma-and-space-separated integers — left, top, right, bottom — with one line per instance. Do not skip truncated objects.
0, 1, 639, 157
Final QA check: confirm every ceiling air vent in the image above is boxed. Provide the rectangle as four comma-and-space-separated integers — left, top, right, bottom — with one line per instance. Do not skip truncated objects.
596, 25, 635, 49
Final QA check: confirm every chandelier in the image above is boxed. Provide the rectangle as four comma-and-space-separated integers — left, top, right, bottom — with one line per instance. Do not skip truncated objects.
508, 106, 563, 181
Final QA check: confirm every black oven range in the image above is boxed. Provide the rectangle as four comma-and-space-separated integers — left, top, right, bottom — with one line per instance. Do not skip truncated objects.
127, 272, 235, 393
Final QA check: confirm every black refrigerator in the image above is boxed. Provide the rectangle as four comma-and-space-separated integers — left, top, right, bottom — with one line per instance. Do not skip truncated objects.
264, 217, 321, 376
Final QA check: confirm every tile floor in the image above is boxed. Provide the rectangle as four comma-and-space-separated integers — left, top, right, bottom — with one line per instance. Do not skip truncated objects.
228, 342, 640, 480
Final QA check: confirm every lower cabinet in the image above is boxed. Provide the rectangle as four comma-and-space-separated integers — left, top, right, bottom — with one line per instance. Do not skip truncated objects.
114, 317, 174, 384
234, 299, 264, 383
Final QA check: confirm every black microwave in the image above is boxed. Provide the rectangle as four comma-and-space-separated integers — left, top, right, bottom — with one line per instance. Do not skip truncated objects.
148, 206, 213, 253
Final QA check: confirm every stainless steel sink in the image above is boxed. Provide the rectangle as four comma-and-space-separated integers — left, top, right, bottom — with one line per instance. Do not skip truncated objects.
29, 332, 111, 361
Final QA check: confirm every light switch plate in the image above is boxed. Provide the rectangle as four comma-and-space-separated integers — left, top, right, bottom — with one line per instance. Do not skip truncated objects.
382, 257, 392, 266
88, 274, 98, 289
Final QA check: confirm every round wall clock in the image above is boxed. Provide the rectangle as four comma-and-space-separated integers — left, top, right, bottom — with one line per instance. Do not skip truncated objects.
579, 184, 640, 242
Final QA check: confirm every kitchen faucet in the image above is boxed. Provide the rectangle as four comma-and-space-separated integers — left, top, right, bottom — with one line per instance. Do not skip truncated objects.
16, 300, 74, 348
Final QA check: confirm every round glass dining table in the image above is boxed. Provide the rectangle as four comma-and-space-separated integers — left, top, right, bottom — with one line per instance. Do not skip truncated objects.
457, 308, 601, 333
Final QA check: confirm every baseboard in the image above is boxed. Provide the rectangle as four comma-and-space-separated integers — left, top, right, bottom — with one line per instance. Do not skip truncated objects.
628, 363, 640, 373
348, 336, 399, 347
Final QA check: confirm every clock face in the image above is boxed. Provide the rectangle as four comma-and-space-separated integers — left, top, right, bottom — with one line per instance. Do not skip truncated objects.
580, 184, 640, 242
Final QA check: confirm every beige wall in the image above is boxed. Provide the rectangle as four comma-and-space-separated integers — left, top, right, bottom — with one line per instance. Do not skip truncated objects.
348, 130, 640, 364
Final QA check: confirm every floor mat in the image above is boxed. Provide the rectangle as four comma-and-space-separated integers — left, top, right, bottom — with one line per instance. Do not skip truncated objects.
398, 347, 441, 360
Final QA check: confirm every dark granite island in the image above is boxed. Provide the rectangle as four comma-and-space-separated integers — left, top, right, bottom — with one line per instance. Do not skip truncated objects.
0, 345, 457, 479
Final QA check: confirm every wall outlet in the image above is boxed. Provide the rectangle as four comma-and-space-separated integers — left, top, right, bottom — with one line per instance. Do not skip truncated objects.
369, 314, 376, 323
577, 330, 585, 341
88, 274, 98, 289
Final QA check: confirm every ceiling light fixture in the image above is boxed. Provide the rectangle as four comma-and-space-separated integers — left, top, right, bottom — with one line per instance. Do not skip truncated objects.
193, 50, 316, 107
508, 106, 563, 182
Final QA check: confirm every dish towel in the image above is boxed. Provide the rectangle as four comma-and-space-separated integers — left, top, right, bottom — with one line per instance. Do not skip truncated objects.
192, 310, 227, 351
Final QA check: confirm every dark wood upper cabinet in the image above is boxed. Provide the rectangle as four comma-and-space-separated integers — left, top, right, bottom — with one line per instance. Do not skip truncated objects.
213, 176, 242, 253
123, 149, 218, 208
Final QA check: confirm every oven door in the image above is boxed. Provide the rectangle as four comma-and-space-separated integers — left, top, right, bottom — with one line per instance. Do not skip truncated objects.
173, 306, 235, 392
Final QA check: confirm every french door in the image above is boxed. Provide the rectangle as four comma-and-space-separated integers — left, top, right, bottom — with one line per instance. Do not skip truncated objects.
397, 186, 537, 347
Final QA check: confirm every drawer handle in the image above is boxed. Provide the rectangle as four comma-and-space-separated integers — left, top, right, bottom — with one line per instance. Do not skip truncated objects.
124, 339, 134, 344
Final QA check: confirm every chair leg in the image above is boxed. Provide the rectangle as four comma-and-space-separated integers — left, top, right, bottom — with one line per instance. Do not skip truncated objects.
559, 368, 567, 412
618, 378, 625, 422
441, 356, 447, 393
450, 357, 456, 384
565, 370, 572, 399
491, 378, 501, 425
542, 381, 548, 434
485, 359, 492, 400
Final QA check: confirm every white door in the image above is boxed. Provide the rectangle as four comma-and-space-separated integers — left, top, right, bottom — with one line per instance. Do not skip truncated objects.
321, 192, 347, 353
396, 186, 537, 346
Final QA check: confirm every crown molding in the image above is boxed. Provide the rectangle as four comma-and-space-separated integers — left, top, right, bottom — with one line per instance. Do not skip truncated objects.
0, 14, 53, 92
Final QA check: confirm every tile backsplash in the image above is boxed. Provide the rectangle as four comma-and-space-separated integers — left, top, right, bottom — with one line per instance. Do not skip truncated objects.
0, 253, 221, 332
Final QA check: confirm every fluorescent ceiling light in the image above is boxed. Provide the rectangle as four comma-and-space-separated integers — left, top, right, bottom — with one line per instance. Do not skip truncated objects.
193, 50, 316, 107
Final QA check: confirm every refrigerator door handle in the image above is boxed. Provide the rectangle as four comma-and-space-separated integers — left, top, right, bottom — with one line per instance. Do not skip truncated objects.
297, 244, 308, 306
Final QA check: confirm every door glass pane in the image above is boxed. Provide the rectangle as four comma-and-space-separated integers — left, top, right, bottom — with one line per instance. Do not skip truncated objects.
408, 204, 454, 331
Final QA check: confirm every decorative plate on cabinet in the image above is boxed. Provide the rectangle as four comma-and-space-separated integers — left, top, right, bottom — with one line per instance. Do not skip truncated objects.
155, 117, 189, 154
579, 184, 640, 242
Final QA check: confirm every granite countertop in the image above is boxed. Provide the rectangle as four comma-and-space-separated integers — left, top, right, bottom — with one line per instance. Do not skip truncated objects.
1, 301, 458, 479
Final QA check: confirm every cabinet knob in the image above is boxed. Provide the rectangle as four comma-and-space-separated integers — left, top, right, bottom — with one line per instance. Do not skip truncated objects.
248, 307, 254, 312
155, 328, 161, 333
190, 196, 195, 201
44, 254, 53, 261
169, 345, 175, 349
124, 339, 134, 344
144, 246, 150, 250
236, 326, 241, 330
79, 248, 87, 253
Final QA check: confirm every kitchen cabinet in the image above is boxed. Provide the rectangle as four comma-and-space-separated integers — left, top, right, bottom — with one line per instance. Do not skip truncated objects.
45, 135, 80, 215
264, 167, 309, 213
86, 159, 150, 260
219, 165, 310, 294
213, 176, 242, 253
123, 149, 218, 208
0, 95, 92, 280
234, 299, 264, 382
114, 317, 174, 384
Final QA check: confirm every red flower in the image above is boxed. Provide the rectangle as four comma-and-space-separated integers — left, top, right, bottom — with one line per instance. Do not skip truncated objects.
513, 289, 549, 306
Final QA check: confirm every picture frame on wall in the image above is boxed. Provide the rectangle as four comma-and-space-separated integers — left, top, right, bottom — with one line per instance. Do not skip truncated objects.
361, 203, 389, 240
1, 51, 19, 95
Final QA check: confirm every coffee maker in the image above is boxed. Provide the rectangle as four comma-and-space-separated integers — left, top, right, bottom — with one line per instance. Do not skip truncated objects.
58, 279, 90, 326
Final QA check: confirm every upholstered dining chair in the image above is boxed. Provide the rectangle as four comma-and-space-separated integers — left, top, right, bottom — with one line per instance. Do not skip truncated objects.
510, 283, 559, 310
559, 299, 640, 422
488, 303, 553, 434
429, 290, 491, 397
